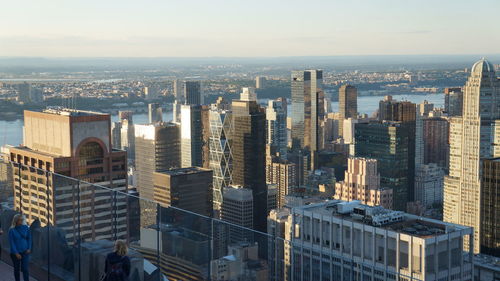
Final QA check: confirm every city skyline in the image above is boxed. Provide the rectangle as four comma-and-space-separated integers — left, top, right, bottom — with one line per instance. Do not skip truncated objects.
1, 0, 500, 57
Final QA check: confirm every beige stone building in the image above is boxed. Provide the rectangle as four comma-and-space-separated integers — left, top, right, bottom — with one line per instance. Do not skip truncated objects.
334, 157, 393, 209
444, 58, 500, 253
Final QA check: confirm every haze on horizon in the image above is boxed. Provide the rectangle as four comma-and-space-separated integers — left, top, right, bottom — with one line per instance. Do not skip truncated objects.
1, 0, 499, 58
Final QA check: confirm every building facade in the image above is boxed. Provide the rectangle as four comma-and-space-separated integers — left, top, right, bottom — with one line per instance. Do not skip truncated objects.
480, 158, 500, 257
184, 81, 202, 105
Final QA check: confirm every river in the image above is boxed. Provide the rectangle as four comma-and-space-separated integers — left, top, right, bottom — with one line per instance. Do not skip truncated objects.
0, 93, 443, 147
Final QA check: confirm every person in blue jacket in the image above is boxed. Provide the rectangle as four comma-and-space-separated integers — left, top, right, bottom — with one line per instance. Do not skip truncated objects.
9, 214, 32, 281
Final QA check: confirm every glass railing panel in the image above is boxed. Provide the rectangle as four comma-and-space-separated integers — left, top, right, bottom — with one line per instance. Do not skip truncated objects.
156, 205, 212, 281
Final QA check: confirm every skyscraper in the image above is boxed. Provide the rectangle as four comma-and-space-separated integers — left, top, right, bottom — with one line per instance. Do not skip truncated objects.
378, 97, 416, 206
338, 84, 357, 137
231, 89, 267, 233
291, 70, 324, 171
181, 104, 204, 167
266, 98, 288, 159
148, 103, 163, 123
184, 81, 202, 105
134, 122, 180, 201
209, 99, 233, 212
334, 157, 393, 209
480, 158, 500, 257
9, 108, 128, 242
153, 167, 213, 217
444, 58, 500, 253
355, 121, 412, 211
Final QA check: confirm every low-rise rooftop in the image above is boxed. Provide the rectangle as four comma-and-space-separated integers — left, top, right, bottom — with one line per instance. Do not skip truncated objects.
294, 200, 469, 238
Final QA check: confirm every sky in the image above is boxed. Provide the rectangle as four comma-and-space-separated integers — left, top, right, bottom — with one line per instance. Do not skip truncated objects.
1, 0, 499, 57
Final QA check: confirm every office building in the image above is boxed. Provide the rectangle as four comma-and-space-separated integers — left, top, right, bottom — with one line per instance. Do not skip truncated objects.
266, 98, 288, 159
414, 163, 445, 208
284, 200, 474, 281
221, 186, 254, 244
291, 70, 324, 171
480, 158, 500, 257
181, 104, 204, 167
172, 100, 182, 123
184, 81, 202, 105
334, 157, 393, 209
266, 151, 297, 208
338, 84, 358, 137
355, 121, 412, 211
423, 117, 449, 168
209, 100, 233, 212
444, 87, 463, 117
148, 103, 163, 123
378, 96, 416, 122
9, 108, 128, 243
232, 90, 267, 233
153, 167, 213, 217
378, 97, 416, 206
444, 58, 500, 253
256, 76, 266, 89
134, 122, 180, 201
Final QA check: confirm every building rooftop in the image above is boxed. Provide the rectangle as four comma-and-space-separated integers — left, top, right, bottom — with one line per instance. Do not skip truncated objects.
474, 254, 500, 272
157, 167, 211, 176
42, 107, 108, 116
294, 200, 470, 238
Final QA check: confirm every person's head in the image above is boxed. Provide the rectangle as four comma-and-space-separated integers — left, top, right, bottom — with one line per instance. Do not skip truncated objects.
114, 240, 128, 256
11, 214, 24, 228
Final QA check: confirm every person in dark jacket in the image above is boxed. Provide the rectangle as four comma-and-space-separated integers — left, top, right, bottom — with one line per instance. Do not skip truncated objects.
9, 214, 32, 281
103, 240, 131, 281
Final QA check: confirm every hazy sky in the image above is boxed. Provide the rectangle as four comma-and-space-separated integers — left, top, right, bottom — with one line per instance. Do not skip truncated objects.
1, 0, 499, 57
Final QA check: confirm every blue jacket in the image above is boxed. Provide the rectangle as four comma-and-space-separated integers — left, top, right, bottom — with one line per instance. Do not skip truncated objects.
9, 225, 32, 255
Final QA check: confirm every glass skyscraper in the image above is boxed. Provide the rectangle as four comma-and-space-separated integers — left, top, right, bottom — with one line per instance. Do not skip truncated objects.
354, 121, 412, 211
291, 70, 324, 171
